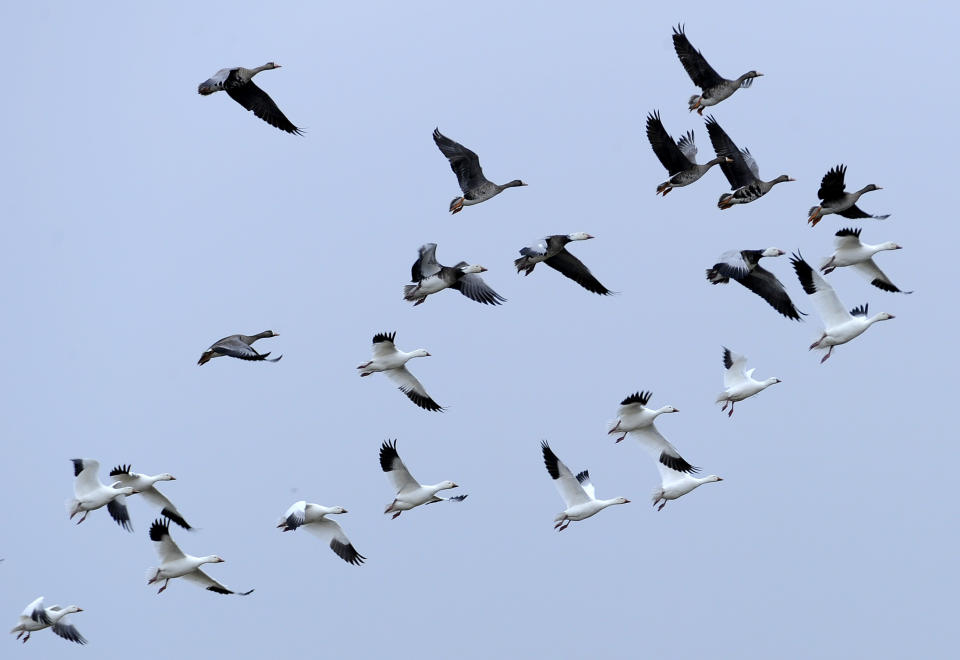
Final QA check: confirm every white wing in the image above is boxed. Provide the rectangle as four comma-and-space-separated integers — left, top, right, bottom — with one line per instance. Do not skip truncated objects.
853, 259, 896, 290
523, 238, 549, 255
385, 366, 443, 411
181, 569, 253, 595
152, 528, 185, 563
73, 459, 102, 498
21, 597, 49, 624
542, 443, 591, 508
676, 131, 698, 161
371, 334, 399, 358
380, 441, 421, 495
806, 268, 850, 327
279, 500, 307, 530
139, 487, 189, 527
722, 348, 749, 388
414, 243, 442, 279
656, 462, 693, 488
575, 470, 596, 500
834, 232, 863, 250
630, 424, 697, 473
303, 513, 366, 565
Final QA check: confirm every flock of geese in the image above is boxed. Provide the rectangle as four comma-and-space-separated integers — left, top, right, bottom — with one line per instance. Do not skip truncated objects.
12, 23, 911, 647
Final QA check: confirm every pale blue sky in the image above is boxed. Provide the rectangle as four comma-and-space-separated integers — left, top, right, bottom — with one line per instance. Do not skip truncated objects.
2, 2, 956, 658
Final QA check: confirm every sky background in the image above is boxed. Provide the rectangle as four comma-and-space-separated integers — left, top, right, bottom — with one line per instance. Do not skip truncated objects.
2, 1, 956, 658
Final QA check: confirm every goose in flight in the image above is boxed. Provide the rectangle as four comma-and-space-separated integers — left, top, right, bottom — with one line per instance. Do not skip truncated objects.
706, 248, 803, 320
791, 254, 895, 363
358, 332, 443, 412
715, 348, 781, 417
820, 228, 911, 293
672, 24, 762, 114
514, 233, 612, 295
433, 128, 526, 214
380, 440, 466, 519
646, 111, 731, 195
404, 243, 505, 306
541, 441, 629, 531
146, 519, 253, 596
705, 116, 793, 209
198, 63, 302, 134
197, 331, 281, 365
651, 464, 723, 512
67, 459, 136, 530
108, 464, 193, 530
807, 165, 889, 226
10, 597, 85, 645
608, 391, 680, 450
277, 501, 365, 566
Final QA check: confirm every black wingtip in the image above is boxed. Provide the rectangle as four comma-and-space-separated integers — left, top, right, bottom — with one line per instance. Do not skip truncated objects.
149, 518, 170, 542
620, 391, 653, 406
379, 440, 400, 472
109, 464, 132, 477
71, 459, 85, 477
372, 331, 396, 344
541, 441, 560, 480
161, 508, 192, 530
722, 346, 733, 370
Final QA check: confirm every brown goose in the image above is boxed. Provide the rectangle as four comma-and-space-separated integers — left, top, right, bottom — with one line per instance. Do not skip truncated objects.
198, 63, 302, 135
646, 111, 731, 195
197, 331, 281, 365
432, 128, 526, 214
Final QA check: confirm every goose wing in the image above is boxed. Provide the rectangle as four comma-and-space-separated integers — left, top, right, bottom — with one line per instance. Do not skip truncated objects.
385, 366, 444, 412
541, 442, 590, 507
817, 165, 848, 202
278, 500, 307, 531
433, 128, 489, 193
738, 265, 804, 320
371, 332, 399, 358
722, 347, 749, 388
705, 116, 757, 188
544, 250, 611, 295
451, 271, 506, 305
672, 25, 725, 90
181, 569, 254, 596
21, 597, 50, 625
411, 243, 441, 280
646, 111, 693, 174
853, 260, 911, 294
631, 425, 699, 474
303, 513, 366, 566
51, 618, 87, 645
791, 253, 851, 327
149, 518, 185, 563
834, 227, 863, 250
379, 440, 420, 495
225, 77, 302, 135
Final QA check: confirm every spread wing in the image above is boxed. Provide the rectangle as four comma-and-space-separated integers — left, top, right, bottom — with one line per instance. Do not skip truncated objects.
379, 440, 420, 495
541, 441, 591, 508
303, 514, 366, 566
544, 250, 612, 295
385, 366, 444, 412
737, 265, 804, 320
791, 254, 851, 327
52, 618, 87, 644
181, 569, 254, 596
226, 78, 302, 135
672, 24, 725, 90
452, 273, 506, 305
817, 164, 847, 202
705, 116, 757, 188
72, 459, 101, 498
149, 519, 185, 563
411, 243, 441, 281
646, 111, 693, 174
433, 128, 489, 193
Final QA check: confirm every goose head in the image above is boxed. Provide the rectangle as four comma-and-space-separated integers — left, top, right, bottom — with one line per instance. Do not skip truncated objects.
157, 473, 175, 482
567, 232, 594, 241
704, 475, 723, 484
879, 242, 902, 251
611, 497, 631, 505
761, 247, 785, 258
772, 175, 795, 184
657, 405, 680, 415
409, 349, 431, 358
459, 264, 487, 274
438, 481, 458, 491
861, 184, 882, 193
503, 179, 527, 188
874, 312, 895, 322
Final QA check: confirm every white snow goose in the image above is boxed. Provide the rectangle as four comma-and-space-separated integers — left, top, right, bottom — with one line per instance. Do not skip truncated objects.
540, 441, 629, 531
146, 519, 253, 595
807, 165, 889, 226
10, 597, 85, 645
109, 464, 193, 530
791, 253, 895, 363
433, 128, 526, 214
672, 24, 762, 114
646, 110, 732, 195
404, 243, 505, 306
197, 330, 281, 365
705, 116, 793, 209
67, 459, 136, 531
278, 501, 365, 565
651, 463, 723, 512
380, 440, 466, 519
198, 63, 302, 134
715, 348, 781, 417
514, 233, 613, 295
820, 228, 911, 293
358, 332, 443, 412
608, 390, 679, 444
706, 248, 804, 320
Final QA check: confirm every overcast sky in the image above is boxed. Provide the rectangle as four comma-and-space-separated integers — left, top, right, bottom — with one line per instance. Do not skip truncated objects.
2, 1, 955, 658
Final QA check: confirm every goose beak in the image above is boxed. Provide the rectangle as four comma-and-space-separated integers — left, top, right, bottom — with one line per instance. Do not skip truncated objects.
887, 314, 896, 319
876, 186, 883, 190
717, 477, 724, 481
76, 608, 84, 612
425, 352, 432, 356
477, 266, 488, 272
787, 177, 796, 182
452, 483, 459, 488
341, 509, 348, 514
624, 499, 631, 503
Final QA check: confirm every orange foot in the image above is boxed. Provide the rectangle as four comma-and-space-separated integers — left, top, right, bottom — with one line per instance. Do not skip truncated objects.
449, 197, 464, 214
